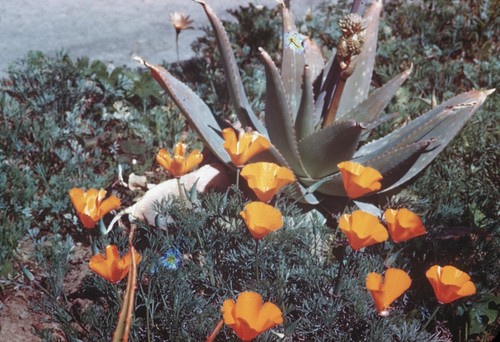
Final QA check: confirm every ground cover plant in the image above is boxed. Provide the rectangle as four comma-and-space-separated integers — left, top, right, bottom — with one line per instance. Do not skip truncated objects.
0, 0, 498, 341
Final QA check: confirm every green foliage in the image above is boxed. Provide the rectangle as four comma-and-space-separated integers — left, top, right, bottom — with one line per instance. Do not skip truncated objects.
0, 0, 498, 340
33, 191, 447, 341
0, 50, 189, 274
187, 3, 281, 116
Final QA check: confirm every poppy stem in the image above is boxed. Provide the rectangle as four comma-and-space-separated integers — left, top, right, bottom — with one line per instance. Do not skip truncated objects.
255, 239, 260, 284
90, 235, 99, 255
236, 168, 240, 190
206, 319, 224, 342
177, 177, 191, 209
175, 32, 180, 64
112, 283, 123, 307
422, 305, 440, 331
334, 249, 351, 296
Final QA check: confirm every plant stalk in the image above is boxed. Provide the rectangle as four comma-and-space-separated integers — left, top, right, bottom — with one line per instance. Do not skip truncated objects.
334, 249, 351, 296
422, 306, 441, 331
206, 319, 224, 342
175, 31, 180, 64
255, 239, 260, 284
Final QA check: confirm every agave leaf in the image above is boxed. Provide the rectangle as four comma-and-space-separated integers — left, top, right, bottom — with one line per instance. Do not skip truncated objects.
298, 120, 364, 179
354, 89, 495, 159
133, 57, 231, 165
381, 89, 496, 191
340, 66, 413, 123
259, 48, 308, 177
286, 181, 321, 205
355, 140, 434, 190
196, 0, 266, 135
295, 65, 314, 141
310, 140, 432, 196
303, 38, 324, 85
280, 3, 306, 119
336, 0, 382, 117
363, 111, 400, 133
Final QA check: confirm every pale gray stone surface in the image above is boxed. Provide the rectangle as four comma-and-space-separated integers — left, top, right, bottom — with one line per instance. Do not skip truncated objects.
0, 0, 327, 77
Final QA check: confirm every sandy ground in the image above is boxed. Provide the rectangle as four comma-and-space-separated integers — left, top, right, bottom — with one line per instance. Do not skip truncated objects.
0, 0, 325, 77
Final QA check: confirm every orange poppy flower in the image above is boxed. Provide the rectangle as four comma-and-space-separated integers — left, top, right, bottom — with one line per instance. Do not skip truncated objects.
222, 291, 283, 341
240, 201, 283, 240
69, 188, 121, 229
240, 162, 295, 203
222, 127, 270, 168
156, 142, 203, 177
425, 265, 476, 304
337, 161, 383, 199
89, 245, 142, 284
339, 210, 388, 250
366, 268, 412, 316
384, 208, 427, 242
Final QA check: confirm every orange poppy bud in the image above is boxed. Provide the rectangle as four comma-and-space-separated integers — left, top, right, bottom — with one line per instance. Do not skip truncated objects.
366, 268, 412, 316
222, 127, 270, 168
339, 210, 388, 250
240, 162, 295, 203
240, 201, 283, 240
156, 142, 203, 177
222, 291, 283, 341
89, 245, 142, 284
425, 265, 476, 304
69, 188, 121, 229
384, 208, 427, 242
337, 161, 383, 199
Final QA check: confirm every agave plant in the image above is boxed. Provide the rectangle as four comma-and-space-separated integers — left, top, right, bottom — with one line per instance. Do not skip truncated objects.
135, 0, 493, 206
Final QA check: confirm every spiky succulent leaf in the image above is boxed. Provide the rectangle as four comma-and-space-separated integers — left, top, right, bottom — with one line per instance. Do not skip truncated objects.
298, 120, 364, 179
351, 89, 494, 192
286, 181, 320, 205
304, 38, 325, 84
354, 89, 494, 157
280, 3, 305, 119
295, 65, 315, 141
341, 66, 413, 123
133, 57, 231, 165
301, 140, 432, 197
259, 48, 308, 177
380, 89, 495, 191
196, 0, 267, 135
337, 0, 382, 117
355, 140, 433, 191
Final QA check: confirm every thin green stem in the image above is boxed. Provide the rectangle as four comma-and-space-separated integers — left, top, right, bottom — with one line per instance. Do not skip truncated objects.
175, 32, 180, 64
176, 177, 184, 202
206, 319, 224, 342
334, 249, 351, 296
90, 235, 99, 255
112, 283, 123, 307
422, 306, 441, 331
255, 239, 260, 284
